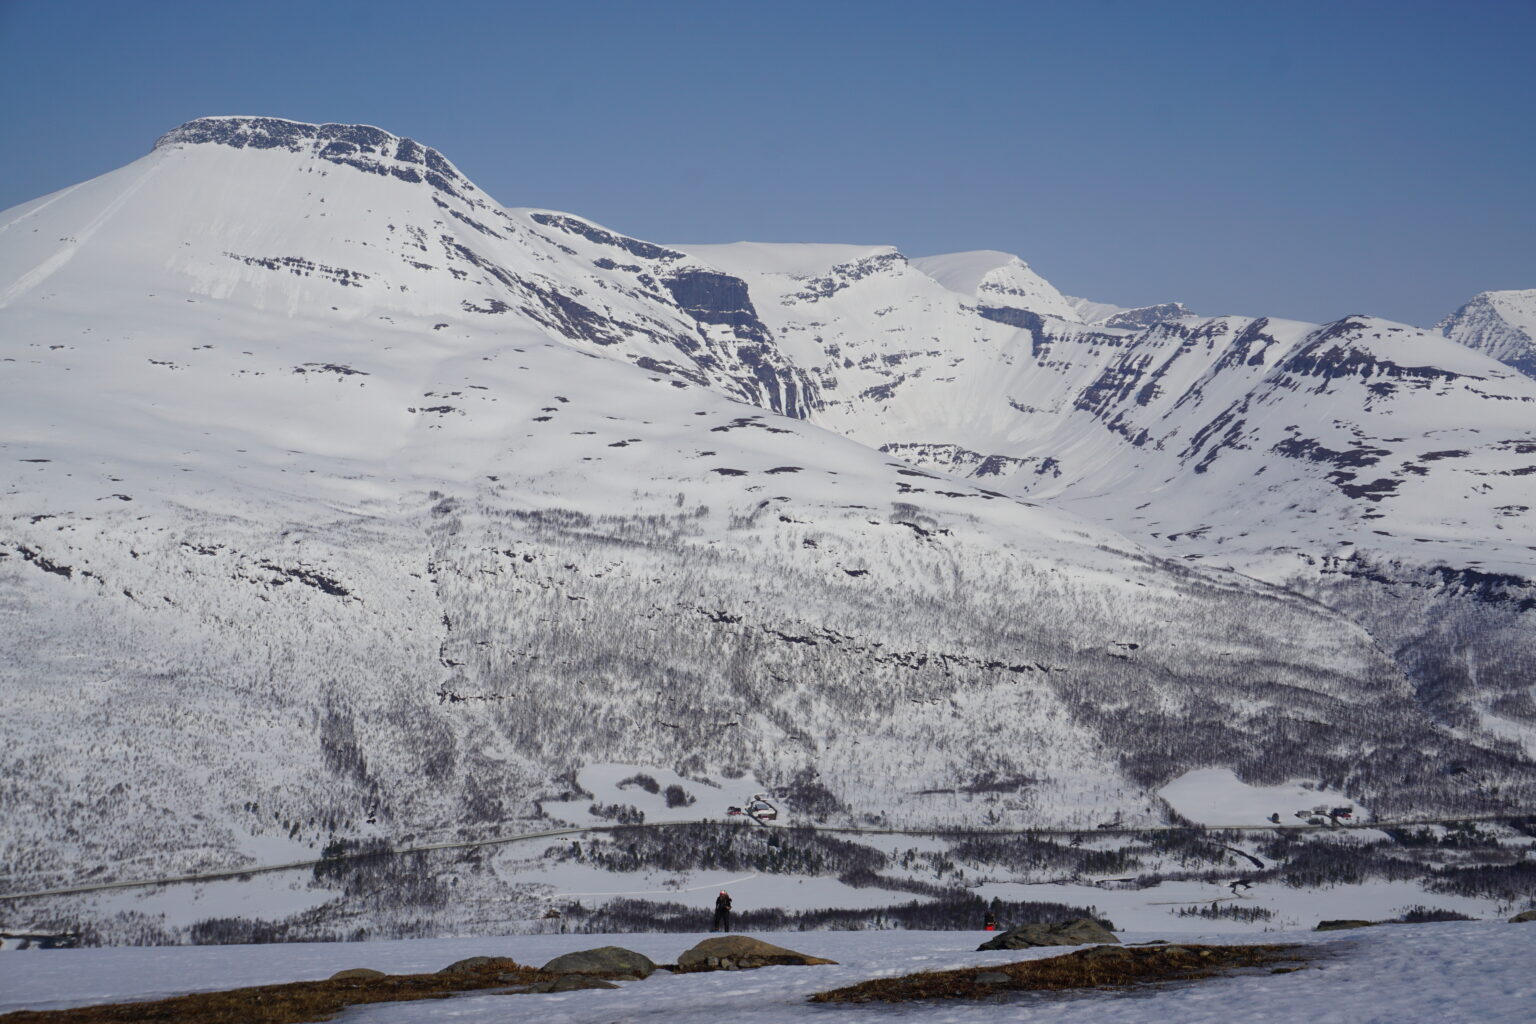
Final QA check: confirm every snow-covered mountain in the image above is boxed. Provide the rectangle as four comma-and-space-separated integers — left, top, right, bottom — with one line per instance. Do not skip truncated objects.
1437, 289, 1536, 379
1064, 295, 1198, 329
2, 117, 1533, 928
662, 241, 1536, 766
658, 240, 1536, 749
908, 249, 1081, 322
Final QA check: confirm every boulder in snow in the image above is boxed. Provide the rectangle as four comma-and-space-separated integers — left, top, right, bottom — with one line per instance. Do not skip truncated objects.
675, 935, 837, 971
541, 945, 656, 979
977, 917, 1119, 950
437, 955, 522, 974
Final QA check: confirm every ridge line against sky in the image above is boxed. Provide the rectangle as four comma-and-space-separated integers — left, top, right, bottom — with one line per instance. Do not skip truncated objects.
1, 0, 1532, 327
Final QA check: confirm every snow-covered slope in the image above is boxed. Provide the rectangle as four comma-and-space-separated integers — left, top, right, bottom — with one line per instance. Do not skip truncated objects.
767, 295, 1536, 742
664, 231, 1536, 747
1438, 288, 1536, 379
1, 118, 1533, 937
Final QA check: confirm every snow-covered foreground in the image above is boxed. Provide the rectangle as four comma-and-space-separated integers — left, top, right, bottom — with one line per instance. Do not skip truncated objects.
3, 922, 1532, 1023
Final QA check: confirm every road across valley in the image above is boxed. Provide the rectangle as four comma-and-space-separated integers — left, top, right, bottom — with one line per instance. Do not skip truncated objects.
2, 812, 1529, 903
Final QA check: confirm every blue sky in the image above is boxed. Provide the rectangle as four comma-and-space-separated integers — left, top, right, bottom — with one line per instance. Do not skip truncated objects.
2, 0, 1532, 325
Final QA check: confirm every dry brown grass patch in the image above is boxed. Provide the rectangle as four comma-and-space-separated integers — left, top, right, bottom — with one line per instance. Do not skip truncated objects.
0, 961, 555, 1024
810, 942, 1312, 1004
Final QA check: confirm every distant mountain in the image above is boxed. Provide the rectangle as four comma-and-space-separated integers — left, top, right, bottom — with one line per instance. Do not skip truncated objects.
1, 117, 1532, 927
1437, 289, 1536, 379
908, 249, 1081, 322
1064, 295, 1198, 329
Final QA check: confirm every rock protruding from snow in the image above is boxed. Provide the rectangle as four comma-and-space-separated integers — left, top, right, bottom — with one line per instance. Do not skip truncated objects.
1065, 294, 1197, 328
911, 250, 1080, 322
675, 936, 838, 971
977, 918, 1119, 950
1101, 301, 1196, 329
1437, 289, 1536, 379
541, 946, 657, 979
438, 956, 523, 975
153, 115, 477, 200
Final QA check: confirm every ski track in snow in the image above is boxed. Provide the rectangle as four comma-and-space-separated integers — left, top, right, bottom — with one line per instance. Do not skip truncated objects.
0, 160, 158, 309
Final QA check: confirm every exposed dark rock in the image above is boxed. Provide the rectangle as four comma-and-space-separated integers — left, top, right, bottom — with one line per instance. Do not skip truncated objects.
16, 545, 74, 579
1280, 322, 1465, 389
255, 561, 354, 599
813, 943, 1308, 1003
1314, 919, 1379, 931
664, 270, 759, 330
541, 945, 656, 979
790, 252, 905, 302
977, 305, 1046, 332
528, 212, 683, 262
1103, 302, 1195, 330
154, 117, 472, 199
1271, 436, 1390, 468
660, 269, 819, 418
675, 935, 838, 972
226, 253, 368, 287
1327, 473, 1401, 502
1426, 565, 1536, 611
294, 362, 368, 376
438, 955, 521, 974
977, 917, 1119, 950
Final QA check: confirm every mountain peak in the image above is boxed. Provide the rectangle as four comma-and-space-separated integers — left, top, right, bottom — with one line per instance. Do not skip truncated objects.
152, 115, 475, 199
1436, 288, 1536, 379
910, 249, 1078, 321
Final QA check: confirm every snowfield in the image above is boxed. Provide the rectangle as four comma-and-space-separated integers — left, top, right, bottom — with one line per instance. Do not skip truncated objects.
2, 922, 1533, 1023
1156, 768, 1370, 828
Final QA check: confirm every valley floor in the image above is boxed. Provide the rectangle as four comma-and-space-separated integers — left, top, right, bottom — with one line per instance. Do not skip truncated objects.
2, 921, 1531, 1023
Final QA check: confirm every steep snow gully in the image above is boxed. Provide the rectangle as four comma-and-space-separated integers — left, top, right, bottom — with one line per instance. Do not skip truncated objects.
2, 117, 1534, 942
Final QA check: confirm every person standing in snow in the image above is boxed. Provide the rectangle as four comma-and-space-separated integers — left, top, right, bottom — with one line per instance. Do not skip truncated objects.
712, 890, 733, 932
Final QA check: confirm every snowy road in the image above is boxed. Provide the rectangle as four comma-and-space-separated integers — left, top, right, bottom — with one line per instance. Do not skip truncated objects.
2, 921, 1532, 1022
